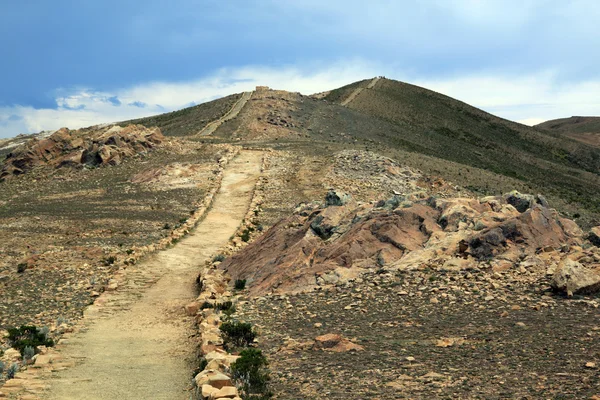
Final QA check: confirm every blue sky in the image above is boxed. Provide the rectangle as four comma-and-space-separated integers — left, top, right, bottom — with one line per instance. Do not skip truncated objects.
1, 0, 599, 138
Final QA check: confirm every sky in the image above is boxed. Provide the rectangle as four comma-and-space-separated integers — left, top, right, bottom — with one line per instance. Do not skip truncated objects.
1, 0, 599, 138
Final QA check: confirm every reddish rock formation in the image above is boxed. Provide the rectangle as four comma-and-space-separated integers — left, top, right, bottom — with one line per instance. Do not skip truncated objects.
220, 191, 593, 296
1, 124, 164, 181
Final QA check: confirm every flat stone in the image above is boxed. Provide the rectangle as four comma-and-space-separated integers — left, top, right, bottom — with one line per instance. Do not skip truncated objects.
211, 385, 238, 399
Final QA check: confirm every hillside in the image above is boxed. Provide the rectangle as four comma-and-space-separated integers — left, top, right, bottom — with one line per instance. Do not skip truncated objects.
118, 93, 242, 137
1, 78, 600, 399
536, 116, 600, 148
322, 78, 600, 225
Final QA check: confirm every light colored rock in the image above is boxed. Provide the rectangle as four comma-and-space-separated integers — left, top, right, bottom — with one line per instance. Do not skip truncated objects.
314, 333, 364, 352
3, 348, 21, 361
210, 386, 238, 399
202, 384, 219, 399
552, 258, 600, 296
194, 370, 232, 389
185, 302, 199, 316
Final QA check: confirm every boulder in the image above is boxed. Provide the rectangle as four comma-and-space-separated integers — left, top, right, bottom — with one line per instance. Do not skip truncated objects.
1, 124, 164, 179
588, 227, 600, 247
504, 191, 535, 213
210, 386, 238, 399
325, 190, 351, 207
185, 302, 200, 316
194, 370, 232, 389
314, 333, 364, 352
551, 258, 600, 296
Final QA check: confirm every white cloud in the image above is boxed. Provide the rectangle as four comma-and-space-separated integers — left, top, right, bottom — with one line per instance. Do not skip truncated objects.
1, 61, 599, 138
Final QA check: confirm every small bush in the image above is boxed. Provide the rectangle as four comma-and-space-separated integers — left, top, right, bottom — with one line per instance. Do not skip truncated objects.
17, 263, 27, 273
22, 346, 35, 361
199, 301, 235, 314
6, 363, 18, 379
7, 325, 54, 354
126, 249, 134, 255
234, 279, 247, 290
200, 301, 214, 309
163, 223, 171, 230
215, 301, 234, 312
212, 254, 226, 262
220, 321, 256, 348
0, 360, 4, 375
102, 256, 116, 266
198, 357, 208, 371
231, 348, 271, 398
241, 227, 255, 243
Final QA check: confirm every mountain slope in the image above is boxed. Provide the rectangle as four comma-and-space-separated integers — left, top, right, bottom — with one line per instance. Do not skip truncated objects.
536, 116, 600, 148
322, 78, 600, 218
118, 93, 242, 137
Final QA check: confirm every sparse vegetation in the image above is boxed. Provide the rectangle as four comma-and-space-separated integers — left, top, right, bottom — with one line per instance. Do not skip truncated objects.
17, 263, 27, 273
212, 254, 226, 262
241, 227, 255, 242
7, 325, 54, 354
231, 348, 272, 399
6, 363, 18, 379
234, 279, 247, 290
102, 256, 116, 266
220, 321, 256, 349
22, 345, 35, 361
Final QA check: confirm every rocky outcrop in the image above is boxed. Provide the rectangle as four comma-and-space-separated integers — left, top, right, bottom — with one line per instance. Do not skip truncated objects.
551, 257, 600, 296
588, 226, 600, 247
220, 191, 596, 296
1, 124, 164, 180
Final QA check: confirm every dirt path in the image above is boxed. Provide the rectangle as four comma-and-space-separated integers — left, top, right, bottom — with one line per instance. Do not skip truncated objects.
198, 91, 253, 136
40, 151, 262, 400
341, 77, 380, 106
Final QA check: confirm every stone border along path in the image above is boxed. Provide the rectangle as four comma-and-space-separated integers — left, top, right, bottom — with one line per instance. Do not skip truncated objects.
188, 151, 270, 400
198, 92, 253, 137
0, 151, 263, 400
340, 76, 381, 106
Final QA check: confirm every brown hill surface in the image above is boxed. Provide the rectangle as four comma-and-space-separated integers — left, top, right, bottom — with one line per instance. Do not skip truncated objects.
324, 79, 600, 224
536, 116, 600, 148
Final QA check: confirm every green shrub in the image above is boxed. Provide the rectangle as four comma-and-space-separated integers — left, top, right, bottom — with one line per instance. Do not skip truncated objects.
102, 256, 116, 266
17, 263, 27, 273
6, 363, 18, 379
198, 357, 208, 371
234, 279, 247, 290
22, 346, 35, 361
212, 254, 226, 262
0, 360, 4, 375
241, 227, 255, 242
231, 348, 271, 398
7, 325, 54, 354
200, 301, 214, 309
220, 321, 256, 348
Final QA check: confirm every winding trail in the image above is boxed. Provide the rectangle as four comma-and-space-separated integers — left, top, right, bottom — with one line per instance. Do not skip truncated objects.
40, 151, 262, 400
198, 91, 253, 136
341, 76, 381, 106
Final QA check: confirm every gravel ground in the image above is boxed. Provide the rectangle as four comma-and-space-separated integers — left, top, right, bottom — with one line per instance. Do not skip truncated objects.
238, 267, 600, 399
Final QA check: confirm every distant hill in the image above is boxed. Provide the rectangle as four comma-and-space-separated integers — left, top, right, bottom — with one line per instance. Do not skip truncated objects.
536, 116, 600, 148
4, 78, 599, 226
118, 93, 242, 137
323, 78, 600, 219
